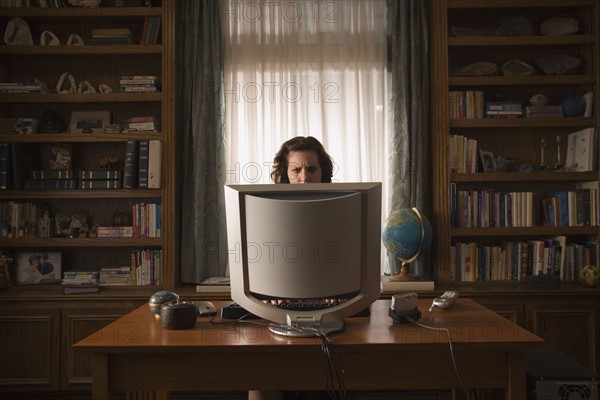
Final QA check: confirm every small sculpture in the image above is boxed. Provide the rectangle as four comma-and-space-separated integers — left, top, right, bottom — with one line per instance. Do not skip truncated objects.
99, 84, 113, 93
529, 94, 548, 107
494, 16, 533, 36
56, 72, 77, 94
4, 17, 33, 45
40, 30, 60, 45
77, 80, 97, 94
455, 61, 498, 77
66, 34, 85, 46
535, 54, 581, 75
540, 17, 578, 36
502, 60, 534, 77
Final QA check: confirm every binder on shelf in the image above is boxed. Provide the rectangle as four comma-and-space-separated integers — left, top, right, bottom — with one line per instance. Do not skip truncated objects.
123, 140, 139, 189
148, 140, 162, 189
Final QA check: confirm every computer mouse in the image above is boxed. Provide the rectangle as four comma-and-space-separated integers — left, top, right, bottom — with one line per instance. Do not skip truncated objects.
196, 301, 217, 316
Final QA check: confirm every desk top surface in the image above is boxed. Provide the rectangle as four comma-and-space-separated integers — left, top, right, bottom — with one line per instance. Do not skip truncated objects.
74, 298, 543, 353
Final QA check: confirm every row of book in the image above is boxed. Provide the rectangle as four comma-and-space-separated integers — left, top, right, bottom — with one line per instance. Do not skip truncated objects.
448, 90, 485, 120
451, 238, 597, 282
450, 185, 598, 228
140, 16, 161, 45
60, 251, 163, 292
448, 134, 478, 173
24, 169, 124, 190
0, 139, 161, 190
0, 201, 48, 238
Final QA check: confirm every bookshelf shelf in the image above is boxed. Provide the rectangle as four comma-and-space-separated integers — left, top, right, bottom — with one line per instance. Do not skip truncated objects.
0, 189, 161, 200
449, 75, 595, 86
451, 172, 598, 182
450, 117, 594, 128
451, 226, 598, 237
0, 7, 163, 18
0, 93, 162, 103
448, 34, 595, 47
0, 237, 162, 248
0, 45, 162, 55
0, 133, 162, 143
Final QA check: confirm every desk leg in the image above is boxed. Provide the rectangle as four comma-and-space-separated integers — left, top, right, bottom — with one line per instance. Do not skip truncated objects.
506, 350, 526, 400
92, 354, 112, 400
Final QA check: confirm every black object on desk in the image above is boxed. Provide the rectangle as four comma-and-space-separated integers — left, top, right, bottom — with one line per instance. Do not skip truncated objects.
220, 300, 371, 320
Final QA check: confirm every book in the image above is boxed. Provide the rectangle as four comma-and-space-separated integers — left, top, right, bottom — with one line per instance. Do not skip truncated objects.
78, 179, 123, 189
138, 140, 149, 188
0, 143, 11, 189
565, 127, 596, 172
195, 276, 231, 293
123, 140, 138, 189
77, 170, 123, 180
30, 169, 74, 180
91, 28, 136, 44
148, 140, 162, 189
24, 179, 76, 190
380, 276, 435, 292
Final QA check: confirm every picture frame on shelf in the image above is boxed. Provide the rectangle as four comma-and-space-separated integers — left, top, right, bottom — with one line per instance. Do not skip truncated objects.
478, 149, 496, 173
15, 252, 62, 285
70, 110, 111, 134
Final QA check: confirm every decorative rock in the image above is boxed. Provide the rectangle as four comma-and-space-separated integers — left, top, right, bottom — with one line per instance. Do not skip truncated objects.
494, 16, 533, 36
529, 94, 548, 107
502, 60, 534, 77
66, 34, 84, 45
540, 17, 578, 36
450, 26, 483, 37
40, 30, 60, 45
455, 61, 498, 76
535, 54, 581, 75
4, 17, 33, 45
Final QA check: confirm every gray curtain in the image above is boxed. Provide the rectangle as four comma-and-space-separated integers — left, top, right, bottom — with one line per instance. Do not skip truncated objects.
178, 0, 228, 283
386, 0, 432, 278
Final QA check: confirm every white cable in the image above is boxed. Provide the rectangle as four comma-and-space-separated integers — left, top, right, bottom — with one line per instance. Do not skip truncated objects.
408, 317, 471, 400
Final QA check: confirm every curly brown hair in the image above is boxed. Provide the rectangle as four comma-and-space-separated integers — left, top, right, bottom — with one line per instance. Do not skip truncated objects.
270, 136, 334, 184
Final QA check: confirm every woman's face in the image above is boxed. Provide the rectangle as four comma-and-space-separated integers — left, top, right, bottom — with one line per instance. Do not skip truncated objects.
287, 150, 322, 184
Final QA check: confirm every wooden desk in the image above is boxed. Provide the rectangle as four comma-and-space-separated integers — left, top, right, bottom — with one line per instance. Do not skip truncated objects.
74, 298, 543, 400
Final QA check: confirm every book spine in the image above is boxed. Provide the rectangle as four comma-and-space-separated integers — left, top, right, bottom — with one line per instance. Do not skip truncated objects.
77, 179, 123, 189
24, 179, 76, 189
0, 143, 9, 189
148, 140, 162, 189
138, 141, 149, 188
77, 170, 123, 180
123, 140, 138, 189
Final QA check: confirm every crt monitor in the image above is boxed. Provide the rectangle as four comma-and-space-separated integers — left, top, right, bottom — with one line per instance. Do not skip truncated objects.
224, 182, 382, 336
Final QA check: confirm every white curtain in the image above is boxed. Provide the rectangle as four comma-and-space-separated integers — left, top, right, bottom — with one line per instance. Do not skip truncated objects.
221, 0, 388, 216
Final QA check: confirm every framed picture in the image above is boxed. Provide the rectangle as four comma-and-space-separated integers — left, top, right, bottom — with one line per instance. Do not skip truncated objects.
478, 149, 496, 173
15, 252, 62, 284
70, 110, 110, 134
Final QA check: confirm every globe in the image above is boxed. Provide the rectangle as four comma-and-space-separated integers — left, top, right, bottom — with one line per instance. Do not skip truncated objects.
579, 265, 599, 288
382, 207, 433, 281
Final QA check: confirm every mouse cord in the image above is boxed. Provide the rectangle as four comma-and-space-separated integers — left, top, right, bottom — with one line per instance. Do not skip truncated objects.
407, 317, 471, 400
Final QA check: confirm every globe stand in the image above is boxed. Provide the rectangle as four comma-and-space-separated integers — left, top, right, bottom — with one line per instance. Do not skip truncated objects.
387, 207, 426, 282
388, 257, 420, 282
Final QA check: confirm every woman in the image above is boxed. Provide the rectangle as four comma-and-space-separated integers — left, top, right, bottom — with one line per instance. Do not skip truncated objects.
271, 136, 334, 184
250, 137, 334, 400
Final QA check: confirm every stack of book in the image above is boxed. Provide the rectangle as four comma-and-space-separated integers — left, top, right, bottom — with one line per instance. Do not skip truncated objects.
119, 76, 160, 93
24, 170, 76, 190
96, 226, 134, 238
98, 266, 133, 286
61, 271, 99, 294
77, 170, 123, 190
91, 28, 136, 45
0, 79, 53, 94
525, 105, 564, 118
121, 116, 157, 132
485, 101, 522, 118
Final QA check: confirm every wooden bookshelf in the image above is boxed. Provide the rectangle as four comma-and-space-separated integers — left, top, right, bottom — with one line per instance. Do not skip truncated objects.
0, 1, 177, 393
431, 0, 600, 371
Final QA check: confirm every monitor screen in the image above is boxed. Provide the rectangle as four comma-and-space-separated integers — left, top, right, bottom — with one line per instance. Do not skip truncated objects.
224, 182, 382, 336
